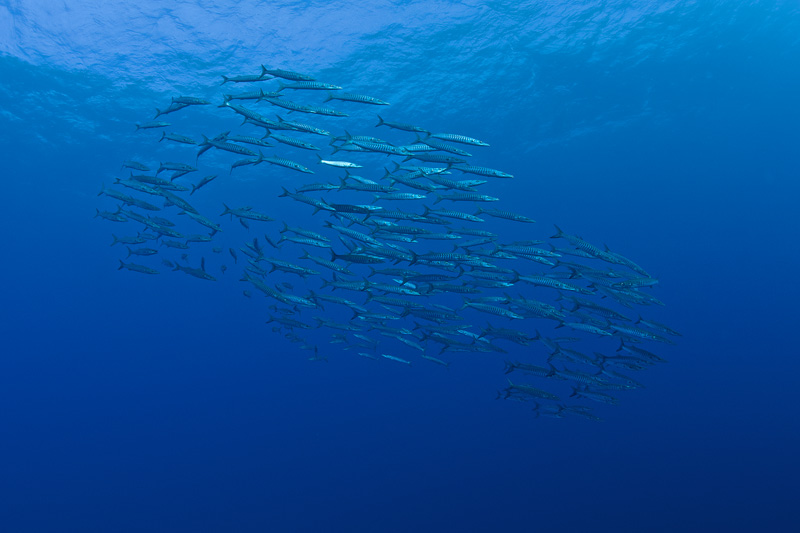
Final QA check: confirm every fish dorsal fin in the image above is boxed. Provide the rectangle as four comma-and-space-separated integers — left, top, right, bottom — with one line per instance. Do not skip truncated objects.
201, 257, 206, 272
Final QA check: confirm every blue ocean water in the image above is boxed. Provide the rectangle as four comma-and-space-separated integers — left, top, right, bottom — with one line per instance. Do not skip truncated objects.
1, 1, 799, 531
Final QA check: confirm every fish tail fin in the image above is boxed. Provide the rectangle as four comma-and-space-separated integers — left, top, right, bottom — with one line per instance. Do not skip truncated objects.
278, 187, 290, 197
551, 224, 565, 239
220, 203, 231, 216
433, 195, 442, 205
324, 92, 333, 103
126, 246, 132, 258
220, 75, 229, 85
159, 131, 165, 142
376, 115, 384, 127
503, 361, 515, 374
118, 260, 125, 270
276, 81, 286, 92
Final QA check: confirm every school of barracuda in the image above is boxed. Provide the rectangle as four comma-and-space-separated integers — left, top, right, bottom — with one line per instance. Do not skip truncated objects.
96, 65, 679, 421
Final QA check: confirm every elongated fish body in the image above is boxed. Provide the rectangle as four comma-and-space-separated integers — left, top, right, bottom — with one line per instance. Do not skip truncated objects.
325, 222, 382, 246
219, 102, 268, 122
423, 174, 483, 191
220, 204, 274, 222
154, 103, 189, 118
278, 187, 335, 213
264, 156, 313, 174
185, 234, 213, 243
388, 175, 438, 193
375, 115, 429, 133
296, 182, 338, 193
220, 74, 269, 84
326, 92, 390, 105
273, 116, 331, 136
262, 97, 312, 114
352, 141, 411, 156
420, 137, 473, 157
277, 81, 341, 91
124, 197, 161, 212
452, 164, 513, 179
570, 386, 619, 405
613, 277, 659, 289
226, 134, 272, 147
556, 322, 613, 336
340, 179, 397, 194
499, 245, 560, 258
95, 208, 127, 222
373, 193, 427, 203
608, 324, 673, 344
156, 189, 197, 214
300, 252, 353, 275
267, 134, 320, 151
159, 132, 197, 145
505, 380, 559, 401
553, 368, 608, 387
317, 155, 363, 168
518, 275, 591, 294
474, 208, 535, 223
636, 316, 680, 337
190, 175, 217, 195
396, 143, 433, 153
97, 184, 134, 203
122, 160, 150, 171
301, 104, 348, 117
463, 302, 524, 320
405, 153, 466, 165
178, 211, 221, 233
280, 224, 330, 243
331, 142, 370, 154
503, 361, 551, 375
200, 135, 258, 157
434, 193, 498, 204
118, 260, 159, 274
126, 247, 158, 258
430, 133, 489, 146
173, 258, 217, 281
264, 258, 320, 278
161, 239, 189, 249
331, 251, 385, 265
135, 121, 170, 130
223, 89, 268, 101
261, 66, 315, 81
279, 235, 330, 248
156, 162, 197, 175
381, 353, 412, 365
111, 234, 146, 247
172, 96, 210, 105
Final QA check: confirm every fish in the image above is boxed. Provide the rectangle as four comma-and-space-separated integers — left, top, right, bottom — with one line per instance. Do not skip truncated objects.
100, 64, 673, 422
118, 260, 159, 274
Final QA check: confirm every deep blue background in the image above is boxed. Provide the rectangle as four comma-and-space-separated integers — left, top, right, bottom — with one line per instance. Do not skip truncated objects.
1, 1, 799, 531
